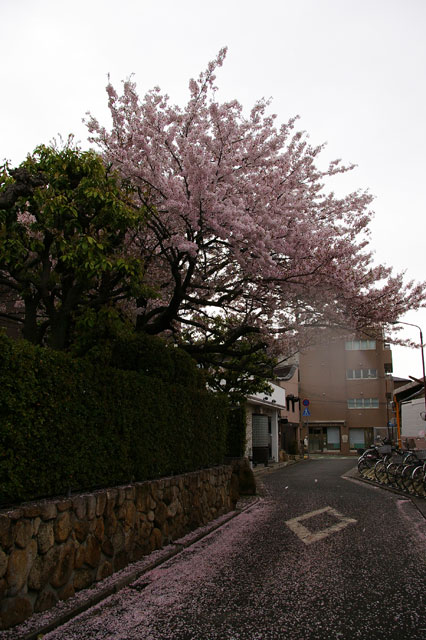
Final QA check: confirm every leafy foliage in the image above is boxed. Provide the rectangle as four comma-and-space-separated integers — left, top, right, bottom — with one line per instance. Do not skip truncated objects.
0, 141, 149, 350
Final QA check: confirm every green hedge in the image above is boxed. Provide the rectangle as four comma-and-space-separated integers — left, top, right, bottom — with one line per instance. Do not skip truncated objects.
109, 333, 204, 389
0, 334, 229, 505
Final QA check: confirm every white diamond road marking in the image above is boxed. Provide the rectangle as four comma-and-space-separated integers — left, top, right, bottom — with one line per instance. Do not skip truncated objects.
285, 506, 357, 545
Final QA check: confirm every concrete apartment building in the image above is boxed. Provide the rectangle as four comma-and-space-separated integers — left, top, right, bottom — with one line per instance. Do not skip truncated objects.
299, 332, 394, 455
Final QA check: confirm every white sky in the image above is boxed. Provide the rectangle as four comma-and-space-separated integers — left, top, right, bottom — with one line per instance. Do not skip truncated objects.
2, 0, 426, 379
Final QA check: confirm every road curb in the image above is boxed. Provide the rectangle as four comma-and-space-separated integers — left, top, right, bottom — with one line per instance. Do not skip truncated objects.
5, 496, 260, 640
252, 458, 307, 476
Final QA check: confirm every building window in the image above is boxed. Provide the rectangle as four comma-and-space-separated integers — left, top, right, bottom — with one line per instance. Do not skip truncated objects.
347, 398, 379, 409
349, 428, 374, 450
345, 339, 376, 350
326, 426, 340, 450
347, 368, 377, 379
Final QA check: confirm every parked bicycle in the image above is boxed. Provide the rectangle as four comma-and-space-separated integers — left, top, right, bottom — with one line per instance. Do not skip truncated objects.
358, 443, 426, 498
357, 438, 394, 479
410, 456, 426, 496
374, 445, 417, 486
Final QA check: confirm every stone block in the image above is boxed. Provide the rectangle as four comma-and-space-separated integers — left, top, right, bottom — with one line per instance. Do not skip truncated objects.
34, 588, 59, 613
104, 513, 117, 537
6, 539, 37, 596
85, 535, 101, 568
50, 540, 75, 589
40, 502, 57, 521
124, 530, 136, 555
6, 508, 23, 520
151, 484, 163, 503
147, 510, 155, 523
54, 511, 72, 543
74, 544, 86, 569
101, 539, 114, 557
74, 519, 90, 543
105, 490, 117, 516
58, 582, 75, 601
56, 499, 72, 512
149, 528, 162, 552
0, 516, 13, 549
0, 549, 8, 579
154, 501, 169, 528
93, 517, 104, 543
112, 526, 125, 553
113, 550, 129, 572
96, 492, 107, 517
74, 568, 94, 591
72, 497, 87, 520
37, 521, 55, 554
124, 502, 136, 530
148, 495, 157, 510
125, 486, 135, 501
86, 495, 96, 520
33, 517, 41, 536
96, 561, 113, 582
117, 488, 126, 506
21, 504, 41, 518
0, 596, 33, 630
137, 519, 152, 542
117, 503, 126, 521
135, 485, 150, 512
167, 499, 180, 519
28, 546, 60, 591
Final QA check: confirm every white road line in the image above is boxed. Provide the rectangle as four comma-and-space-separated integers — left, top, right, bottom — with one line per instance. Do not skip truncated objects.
285, 506, 357, 545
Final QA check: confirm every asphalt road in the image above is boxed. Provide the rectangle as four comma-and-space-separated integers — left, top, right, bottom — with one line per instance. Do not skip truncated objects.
42, 459, 426, 640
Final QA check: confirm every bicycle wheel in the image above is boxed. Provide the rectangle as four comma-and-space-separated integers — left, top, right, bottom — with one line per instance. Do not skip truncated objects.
358, 458, 375, 478
357, 457, 369, 476
394, 464, 406, 490
400, 464, 416, 493
403, 452, 418, 465
374, 459, 387, 484
386, 462, 403, 487
358, 454, 377, 477
411, 466, 423, 495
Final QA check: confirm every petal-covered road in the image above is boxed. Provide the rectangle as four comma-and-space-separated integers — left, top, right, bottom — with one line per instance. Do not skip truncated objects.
42, 459, 426, 640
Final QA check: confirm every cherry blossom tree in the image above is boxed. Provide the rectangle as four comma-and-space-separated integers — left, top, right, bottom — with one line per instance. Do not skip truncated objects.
86, 49, 425, 388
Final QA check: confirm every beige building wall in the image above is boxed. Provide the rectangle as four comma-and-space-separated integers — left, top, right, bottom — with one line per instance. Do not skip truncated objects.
299, 332, 393, 455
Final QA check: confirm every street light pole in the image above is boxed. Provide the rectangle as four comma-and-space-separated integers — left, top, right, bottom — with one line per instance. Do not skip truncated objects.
392, 320, 426, 418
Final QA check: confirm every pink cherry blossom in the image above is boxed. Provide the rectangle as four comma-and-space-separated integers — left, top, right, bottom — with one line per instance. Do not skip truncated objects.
85, 48, 426, 360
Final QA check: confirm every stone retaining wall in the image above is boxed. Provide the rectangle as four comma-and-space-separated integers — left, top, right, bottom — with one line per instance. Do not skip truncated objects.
0, 465, 235, 630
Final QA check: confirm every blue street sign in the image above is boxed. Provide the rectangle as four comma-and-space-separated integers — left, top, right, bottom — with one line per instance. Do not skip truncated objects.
302, 408, 311, 417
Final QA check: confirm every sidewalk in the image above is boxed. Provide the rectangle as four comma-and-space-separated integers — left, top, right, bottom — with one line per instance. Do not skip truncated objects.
344, 465, 426, 520
252, 457, 306, 476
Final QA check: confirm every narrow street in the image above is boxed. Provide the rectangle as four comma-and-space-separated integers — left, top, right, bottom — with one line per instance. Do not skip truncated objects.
42, 459, 426, 640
